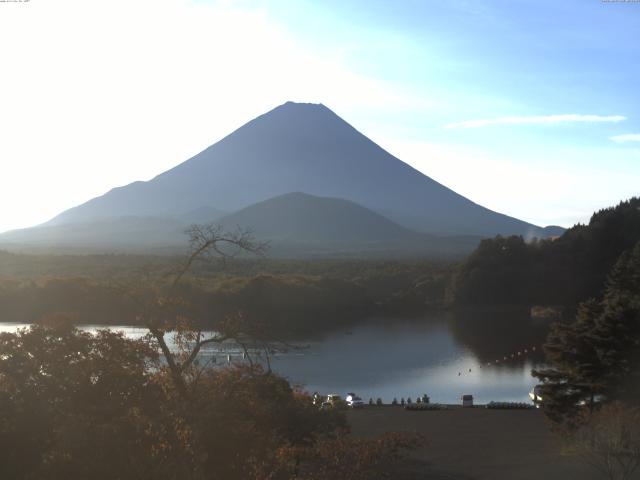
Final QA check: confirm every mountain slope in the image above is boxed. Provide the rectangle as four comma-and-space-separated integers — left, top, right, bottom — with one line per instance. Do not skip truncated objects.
218, 192, 419, 243
0, 193, 482, 257
45, 101, 560, 238
0, 216, 190, 252
216, 192, 480, 256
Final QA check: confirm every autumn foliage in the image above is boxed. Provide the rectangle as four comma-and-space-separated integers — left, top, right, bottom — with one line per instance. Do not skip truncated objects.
0, 324, 420, 480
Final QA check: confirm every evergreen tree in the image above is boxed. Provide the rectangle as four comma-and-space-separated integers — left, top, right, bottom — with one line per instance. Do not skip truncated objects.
592, 243, 640, 403
533, 241, 640, 426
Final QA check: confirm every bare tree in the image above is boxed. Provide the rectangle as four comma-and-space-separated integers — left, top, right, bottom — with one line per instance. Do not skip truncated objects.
566, 402, 640, 480
117, 224, 269, 399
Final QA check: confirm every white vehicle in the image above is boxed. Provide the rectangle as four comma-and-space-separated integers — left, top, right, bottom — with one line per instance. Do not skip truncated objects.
345, 393, 365, 408
529, 386, 543, 405
320, 394, 343, 410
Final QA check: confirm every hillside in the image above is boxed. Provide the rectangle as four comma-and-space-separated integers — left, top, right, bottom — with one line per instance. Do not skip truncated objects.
0, 216, 190, 253
41, 102, 557, 238
452, 197, 640, 307
0, 193, 481, 257
216, 192, 480, 257
219, 192, 417, 242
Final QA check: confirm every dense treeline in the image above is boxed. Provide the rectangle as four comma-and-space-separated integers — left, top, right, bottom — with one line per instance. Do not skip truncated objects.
0, 257, 451, 334
452, 197, 640, 308
0, 251, 450, 280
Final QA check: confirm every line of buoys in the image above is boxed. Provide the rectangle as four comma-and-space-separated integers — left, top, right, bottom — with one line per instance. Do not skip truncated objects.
459, 345, 541, 378
489, 345, 540, 366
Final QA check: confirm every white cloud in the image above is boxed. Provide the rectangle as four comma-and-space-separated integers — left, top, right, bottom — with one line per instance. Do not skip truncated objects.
445, 114, 626, 129
610, 134, 640, 143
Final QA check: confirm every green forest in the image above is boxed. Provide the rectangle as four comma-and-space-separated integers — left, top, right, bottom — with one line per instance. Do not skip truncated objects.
452, 197, 640, 309
0, 253, 451, 335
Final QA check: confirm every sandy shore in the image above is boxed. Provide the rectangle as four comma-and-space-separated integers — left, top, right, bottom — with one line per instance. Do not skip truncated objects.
347, 406, 607, 480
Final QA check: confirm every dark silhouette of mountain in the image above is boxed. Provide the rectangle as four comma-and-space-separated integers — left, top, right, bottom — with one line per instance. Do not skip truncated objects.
216, 192, 481, 257
219, 192, 417, 243
43, 101, 561, 238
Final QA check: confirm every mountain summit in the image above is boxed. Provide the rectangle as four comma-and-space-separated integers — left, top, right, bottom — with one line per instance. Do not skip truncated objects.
2, 102, 563, 254
46, 101, 557, 238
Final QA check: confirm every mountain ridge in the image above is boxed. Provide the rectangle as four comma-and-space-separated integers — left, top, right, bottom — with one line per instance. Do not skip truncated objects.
44, 101, 559, 238
2, 101, 565, 255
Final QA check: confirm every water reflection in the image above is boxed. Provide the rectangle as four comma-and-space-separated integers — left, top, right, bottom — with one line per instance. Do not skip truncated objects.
449, 308, 549, 364
0, 312, 547, 404
266, 314, 543, 404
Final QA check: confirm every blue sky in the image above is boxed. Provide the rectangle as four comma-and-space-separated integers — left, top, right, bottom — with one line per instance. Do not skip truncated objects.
0, 0, 638, 232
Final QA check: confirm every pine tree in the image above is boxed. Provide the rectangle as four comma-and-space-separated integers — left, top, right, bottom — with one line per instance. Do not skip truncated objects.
592, 243, 640, 403
533, 242, 640, 427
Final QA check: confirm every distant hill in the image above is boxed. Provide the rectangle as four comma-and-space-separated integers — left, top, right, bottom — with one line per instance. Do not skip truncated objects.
216, 192, 481, 257
42, 102, 559, 236
452, 197, 640, 307
218, 192, 418, 243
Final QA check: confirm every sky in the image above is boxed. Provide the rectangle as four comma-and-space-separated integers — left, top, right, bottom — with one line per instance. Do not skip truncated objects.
0, 0, 638, 233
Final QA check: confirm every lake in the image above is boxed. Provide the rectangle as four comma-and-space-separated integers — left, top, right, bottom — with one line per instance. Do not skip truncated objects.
0, 312, 548, 404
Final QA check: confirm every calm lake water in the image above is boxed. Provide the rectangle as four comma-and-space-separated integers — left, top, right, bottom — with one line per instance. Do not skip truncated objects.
0, 313, 547, 404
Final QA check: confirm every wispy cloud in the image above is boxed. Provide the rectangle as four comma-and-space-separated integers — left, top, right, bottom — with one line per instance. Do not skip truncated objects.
445, 114, 626, 129
610, 134, 640, 143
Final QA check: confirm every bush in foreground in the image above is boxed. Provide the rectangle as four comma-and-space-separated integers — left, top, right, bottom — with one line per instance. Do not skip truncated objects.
0, 324, 420, 480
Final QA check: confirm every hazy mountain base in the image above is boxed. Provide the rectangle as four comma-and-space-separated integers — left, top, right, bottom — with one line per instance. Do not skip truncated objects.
0, 192, 483, 258
0, 234, 481, 259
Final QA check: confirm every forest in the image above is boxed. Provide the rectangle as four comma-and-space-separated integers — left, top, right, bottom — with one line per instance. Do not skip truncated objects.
451, 197, 640, 309
0, 252, 452, 335
2, 198, 639, 336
